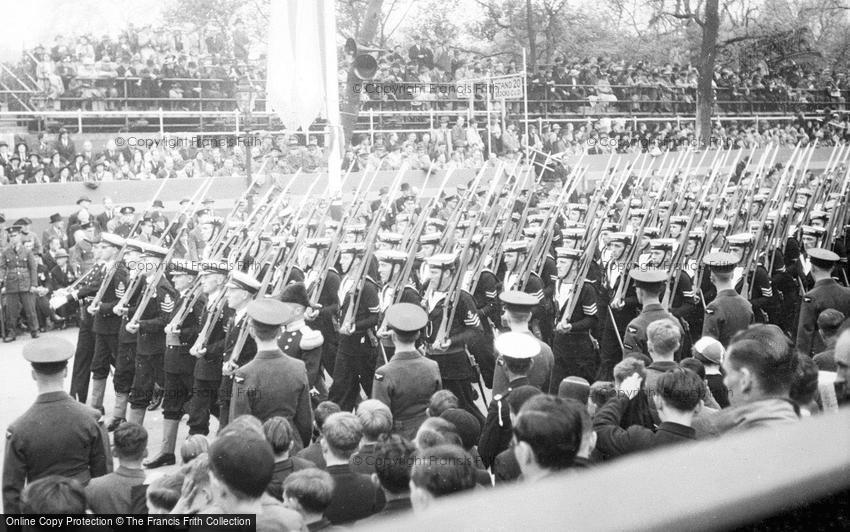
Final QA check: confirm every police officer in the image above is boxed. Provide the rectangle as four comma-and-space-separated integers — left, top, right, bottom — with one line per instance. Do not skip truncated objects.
702, 252, 754, 347
1, 225, 40, 342
3, 338, 109, 514
277, 282, 326, 404
87, 233, 128, 414
796, 248, 850, 356
622, 269, 684, 362
145, 259, 204, 468
372, 302, 441, 440
551, 247, 599, 388
230, 298, 313, 448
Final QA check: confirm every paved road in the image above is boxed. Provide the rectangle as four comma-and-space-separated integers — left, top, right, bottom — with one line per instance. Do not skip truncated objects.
0, 327, 208, 512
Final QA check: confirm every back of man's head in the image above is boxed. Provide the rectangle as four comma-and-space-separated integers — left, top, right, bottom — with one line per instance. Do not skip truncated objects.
728, 325, 797, 396
410, 444, 477, 498
21, 476, 86, 514
817, 308, 845, 341
415, 417, 463, 450
427, 390, 458, 417
356, 400, 393, 441
209, 433, 274, 500
789, 353, 820, 408
514, 395, 582, 471
374, 435, 417, 494
647, 319, 680, 359
322, 412, 363, 459
614, 357, 647, 386
263, 416, 296, 455
314, 401, 342, 430
113, 422, 148, 461
283, 469, 335, 515
657, 367, 705, 411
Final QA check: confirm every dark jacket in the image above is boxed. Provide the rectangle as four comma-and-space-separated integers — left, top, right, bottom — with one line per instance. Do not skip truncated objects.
324, 464, 385, 525
0, 245, 38, 293
593, 395, 696, 458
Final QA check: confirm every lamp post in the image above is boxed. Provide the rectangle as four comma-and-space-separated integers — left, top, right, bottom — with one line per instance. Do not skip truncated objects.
235, 79, 256, 192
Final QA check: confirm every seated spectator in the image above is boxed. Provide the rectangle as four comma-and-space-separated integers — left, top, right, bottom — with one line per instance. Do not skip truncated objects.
282, 469, 336, 531
85, 422, 148, 514
264, 416, 314, 501
511, 395, 584, 481
357, 435, 417, 524
320, 412, 385, 524
680, 357, 722, 410
204, 433, 305, 531
410, 445, 478, 513
813, 309, 844, 372
594, 368, 703, 459
439, 408, 491, 487
715, 325, 800, 433
350, 400, 393, 475
296, 401, 342, 470
21, 476, 87, 514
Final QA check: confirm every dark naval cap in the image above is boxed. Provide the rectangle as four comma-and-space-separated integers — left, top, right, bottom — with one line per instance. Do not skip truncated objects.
808, 248, 840, 269
24, 337, 75, 364
386, 303, 428, 332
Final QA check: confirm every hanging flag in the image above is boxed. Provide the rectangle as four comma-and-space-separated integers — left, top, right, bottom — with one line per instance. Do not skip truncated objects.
266, 0, 342, 190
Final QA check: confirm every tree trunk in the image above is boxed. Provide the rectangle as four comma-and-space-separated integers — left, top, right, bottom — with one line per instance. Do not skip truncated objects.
341, 0, 384, 146
696, 0, 719, 147
526, 0, 536, 71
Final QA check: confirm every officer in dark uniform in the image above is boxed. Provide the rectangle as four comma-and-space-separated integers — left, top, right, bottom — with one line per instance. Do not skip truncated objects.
231, 298, 313, 448
702, 252, 754, 347
188, 264, 230, 436
622, 269, 684, 362
145, 259, 204, 468
3, 337, 109, 514
113, 206, 136, 238
63, 241, 105, 403
796, 248, 850, 356
552, 247, 599, 387
423, 252, 484, 425
328, 243, 381, 412
107, 240, 144, 430
125, 243, 175, 427
217, 271, 260, 429
277, 282, 326, 404
372, 302, 442, 440
87, 232, 128, 414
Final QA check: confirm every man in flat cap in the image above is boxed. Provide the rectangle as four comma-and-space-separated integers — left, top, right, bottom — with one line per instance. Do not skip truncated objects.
372, 303, 442, 440
796, 248, 850, 356
702, 252, 754, 347
230, 298, 313, 449
3, 338, 109, 514
1, 225, 40, 342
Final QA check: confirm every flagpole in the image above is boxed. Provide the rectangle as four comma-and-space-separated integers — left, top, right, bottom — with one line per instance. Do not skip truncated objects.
523, 47, 530, 165
321, 0, 343, 192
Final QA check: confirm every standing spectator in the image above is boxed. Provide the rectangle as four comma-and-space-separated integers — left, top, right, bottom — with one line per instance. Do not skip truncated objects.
85, 423, 148, 514
350, 400, 393, 475
409, 445, 477, 513
320, 412, 384, 524
356, 435, 417, 524
263, 417, 314, 501
42, 213, 68, 251
20, 476, 87, 515
1, 226, 40, 342
813, 309, 845, 372
281, 469, 336, 531
692, 336, 729, 408
204, 433, 305, 530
